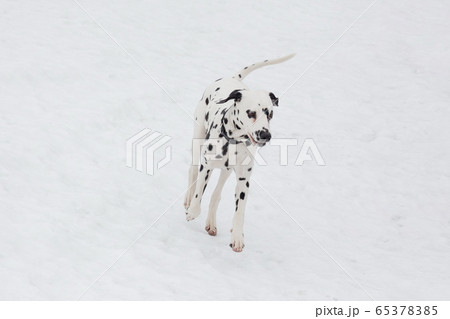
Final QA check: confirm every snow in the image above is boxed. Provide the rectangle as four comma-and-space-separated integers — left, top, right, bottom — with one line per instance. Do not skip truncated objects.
1, 0, 449, 300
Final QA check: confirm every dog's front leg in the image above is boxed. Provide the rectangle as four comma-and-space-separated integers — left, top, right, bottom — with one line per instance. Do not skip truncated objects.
230, 165, 253, 252
205, 168, 232, 236
186, 164, 211, 221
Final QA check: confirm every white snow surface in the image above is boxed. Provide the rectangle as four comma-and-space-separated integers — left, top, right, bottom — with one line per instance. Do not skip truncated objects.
1, 0, 449, 300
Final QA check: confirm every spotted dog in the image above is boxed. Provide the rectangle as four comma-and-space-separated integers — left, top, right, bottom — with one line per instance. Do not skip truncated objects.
184, 54, 295, 252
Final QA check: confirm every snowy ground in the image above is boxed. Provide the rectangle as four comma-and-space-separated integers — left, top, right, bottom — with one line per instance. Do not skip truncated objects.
1, 0, 449, 300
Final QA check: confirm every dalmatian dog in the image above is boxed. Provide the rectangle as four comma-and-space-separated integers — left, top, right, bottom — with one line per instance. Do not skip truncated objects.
184, 53, 295, 252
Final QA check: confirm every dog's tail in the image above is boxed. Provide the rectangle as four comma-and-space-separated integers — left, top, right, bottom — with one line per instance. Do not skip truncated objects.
233, 53, 295, 80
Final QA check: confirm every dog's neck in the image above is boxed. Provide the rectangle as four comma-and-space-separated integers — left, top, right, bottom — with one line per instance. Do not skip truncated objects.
222, 104, 249, 143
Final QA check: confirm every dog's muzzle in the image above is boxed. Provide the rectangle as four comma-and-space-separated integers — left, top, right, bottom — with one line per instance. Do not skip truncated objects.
252, 130, 271, 146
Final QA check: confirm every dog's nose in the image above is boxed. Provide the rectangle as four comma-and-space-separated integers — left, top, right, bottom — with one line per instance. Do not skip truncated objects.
259, 131, 271, 142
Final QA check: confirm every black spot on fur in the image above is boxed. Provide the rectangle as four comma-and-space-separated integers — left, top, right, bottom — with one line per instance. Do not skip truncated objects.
228, 130, 233, 136
215, 154, 222, 159
240, 192, 245, 200
246, 181, 249, 187
239, 177, 246, 181
222, 142, 229, 156
203, 184, 207, 194
224, 159, 229, 167
208, 144, 213, 151
239, 74, 241, 78
205, 112, 209, 121
213, 124, 217, 128
247, 110, 256, 119
235, 124, 241, 130
205, 98, 209, 105
248, 167, 252, 171
217, 90, 242, 104
215, 78, 222, 82
200, 164, 204, 172
195, 194, 198, 198
215, 87, 220, 91
244, 66, 248, 69
224, 118, 228, 124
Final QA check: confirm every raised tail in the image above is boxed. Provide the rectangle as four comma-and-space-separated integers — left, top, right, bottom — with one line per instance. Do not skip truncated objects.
233, 53, 295, 80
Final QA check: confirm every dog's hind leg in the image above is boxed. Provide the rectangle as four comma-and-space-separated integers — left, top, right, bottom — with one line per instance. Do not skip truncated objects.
184, 165, 199, 209
184, 103, 206, 210
205, 168, 232, 236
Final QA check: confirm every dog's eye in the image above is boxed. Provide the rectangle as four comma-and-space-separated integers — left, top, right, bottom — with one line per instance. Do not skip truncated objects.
268, 110, 273, 120
246, 110, 257, 120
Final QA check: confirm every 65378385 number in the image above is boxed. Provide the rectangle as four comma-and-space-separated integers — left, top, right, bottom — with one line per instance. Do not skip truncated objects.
375, 305, 437, 316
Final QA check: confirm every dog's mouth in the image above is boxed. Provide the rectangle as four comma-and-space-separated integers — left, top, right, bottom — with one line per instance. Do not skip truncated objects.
248, 134, 266, 147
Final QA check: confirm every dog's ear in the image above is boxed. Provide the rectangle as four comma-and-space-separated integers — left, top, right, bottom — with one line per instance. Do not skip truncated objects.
217, 90, 242, 104
269, 92, 279, 106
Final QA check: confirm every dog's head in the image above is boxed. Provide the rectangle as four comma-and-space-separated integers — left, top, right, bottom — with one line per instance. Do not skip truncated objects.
218, 89, 278, 146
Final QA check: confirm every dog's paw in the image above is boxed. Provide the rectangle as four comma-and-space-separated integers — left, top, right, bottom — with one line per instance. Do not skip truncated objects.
229, 232, 245, 252
183, 193, 192, 210
205, 224, 217, 236
186, 205, 201, 221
